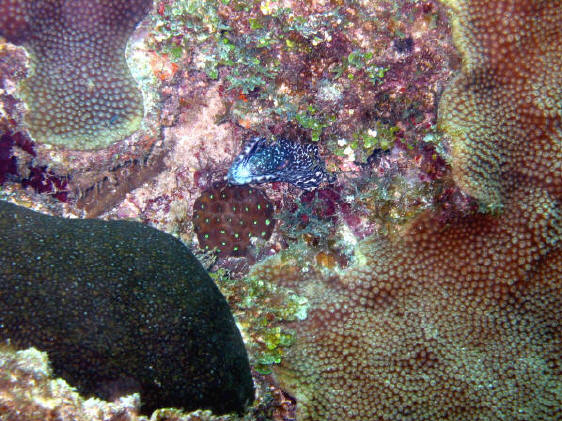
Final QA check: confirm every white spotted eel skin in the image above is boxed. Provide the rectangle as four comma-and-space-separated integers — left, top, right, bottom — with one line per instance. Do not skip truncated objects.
227, 137, 335, 190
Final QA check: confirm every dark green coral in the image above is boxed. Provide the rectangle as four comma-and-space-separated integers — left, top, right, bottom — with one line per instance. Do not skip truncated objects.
0, 200, 254, 415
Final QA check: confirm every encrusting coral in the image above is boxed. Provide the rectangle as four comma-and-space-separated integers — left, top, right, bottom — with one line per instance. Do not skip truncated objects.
248, 0, 562, 419
438, 0, 561, 207
254, 184, 560, 420
0, 0, 152, 149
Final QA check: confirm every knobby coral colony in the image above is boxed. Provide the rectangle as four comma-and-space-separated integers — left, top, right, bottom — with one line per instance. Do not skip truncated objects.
0, 0, 151, 149
227, 137, 335, 191
249, 0, 561, 420
192, 182, 275, 257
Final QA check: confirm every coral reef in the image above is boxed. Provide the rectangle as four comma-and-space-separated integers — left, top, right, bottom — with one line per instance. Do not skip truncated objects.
438, 0, 561, 207
0, 31, 166, 218
246, 0, 562, 419
150, 0, 456, 149
193, 182, 275, 257
108, 83, 239, 228
227, 137, 334, 191
0, 0, 458, 234
7, 0, 558, 419
0, 0, 152, 149
0, 200, 253, 415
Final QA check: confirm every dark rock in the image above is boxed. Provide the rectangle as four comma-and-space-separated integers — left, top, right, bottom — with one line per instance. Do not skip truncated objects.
0, 200, 254, 415
393, 36, 414, 53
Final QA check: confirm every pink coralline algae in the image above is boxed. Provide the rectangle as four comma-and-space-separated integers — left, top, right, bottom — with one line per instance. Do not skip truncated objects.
0, 131, 68, 201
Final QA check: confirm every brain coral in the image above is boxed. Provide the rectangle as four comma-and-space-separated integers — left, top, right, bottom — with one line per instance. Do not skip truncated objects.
0, 0, 151, 149
247, 0, 562, 419
437, 0, 561, 207
0, 200, 254, 415
193, 182, 275, 257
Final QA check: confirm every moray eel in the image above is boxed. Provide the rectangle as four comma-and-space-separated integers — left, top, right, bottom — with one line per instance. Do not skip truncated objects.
227, 137, 335, 190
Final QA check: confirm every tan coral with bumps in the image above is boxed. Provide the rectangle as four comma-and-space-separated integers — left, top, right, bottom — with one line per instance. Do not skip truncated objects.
253, 185, 561, 420
438, 0, 561, 206
249, 0, 562, 419
0, 0, 152, 149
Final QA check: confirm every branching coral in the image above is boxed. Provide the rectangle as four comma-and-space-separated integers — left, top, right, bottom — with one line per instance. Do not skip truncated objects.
0, 0, 152, 149
247, 0, 562, 419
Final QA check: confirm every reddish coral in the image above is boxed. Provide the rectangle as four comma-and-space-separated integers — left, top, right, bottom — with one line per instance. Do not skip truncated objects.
253, 182, 561, 420
438, 0, 561, 206
193, 182, 275, 257
248, 0, 562, 419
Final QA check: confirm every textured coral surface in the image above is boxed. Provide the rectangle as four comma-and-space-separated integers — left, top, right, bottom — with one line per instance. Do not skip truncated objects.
193, 182, 275, 257
246, 0, 562, 419
0, 0, 152, 149
254, 184, 560, 419
0, 200, 253, 415
438, 0, 561, 207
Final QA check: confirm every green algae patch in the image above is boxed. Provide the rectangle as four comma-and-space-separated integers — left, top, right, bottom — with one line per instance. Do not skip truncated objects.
210, 267, 308, 376
0, 201, 254, 415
